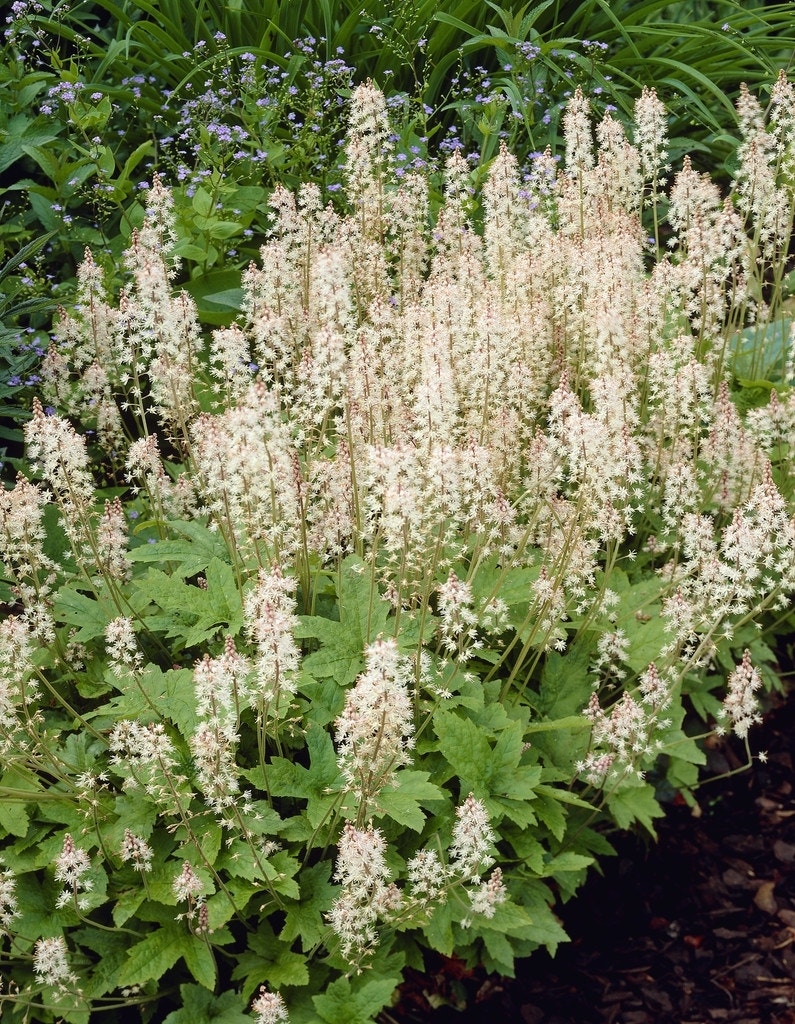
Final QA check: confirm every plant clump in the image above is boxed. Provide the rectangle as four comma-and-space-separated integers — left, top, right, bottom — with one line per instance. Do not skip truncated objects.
0, 76, 794, 1023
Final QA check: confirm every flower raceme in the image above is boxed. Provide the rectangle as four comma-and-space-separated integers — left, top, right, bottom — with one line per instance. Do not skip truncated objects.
0, 869, 19, 934
327, 823, 399, 961
334, 637, 415, 804
450, 793, 497, 880
718, 649, 763, 740
33, 936, 77, 992
327, 795, 504, 963
172, 860, 203, 904
54, 834, 93, 910
119, 830, 154, 872
251, 987, 290, 1024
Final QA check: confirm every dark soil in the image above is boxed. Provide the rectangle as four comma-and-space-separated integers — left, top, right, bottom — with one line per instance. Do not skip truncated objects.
390, 687, 795, 1024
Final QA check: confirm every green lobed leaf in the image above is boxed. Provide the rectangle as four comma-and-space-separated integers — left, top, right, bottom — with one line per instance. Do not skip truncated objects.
666, 756, 700, 792
298, 674, 347, 727
606, 776, 665, 835
468, 557, 541, 629
119, 923, 190, 987
113, 887, 147, 928
434, 711, 492, 792
296, 555, 391, 685
91, 663, 197, 736
0, 798, 29, 838
421, 896, 455, 955
488, 793, 538, 828
162, 985, 250, 1024
502, 824, 546, 872
111, 792, 159, 837
537, 642, 593, 718
531, 790, 567, 842
481, 898, 536, 936
10, 871, 62, 951
312, 975, 399, 1024
542, 850, 593, 876
126, 535, 227, 577
139, 555, 243, 647
80, 944, 129, 1001
624, 615, 669, 674
230, 924, 309, 1001
435, 712, 541, 805
512, 880, 570, 955
480, 926, 516, 976
373, 771, 447, 832
183, 934, 217, 990
264, 851, 302, 900
247, 724, 342, 832
0, 769, 36, 838
53, 585, 117, 643
279, 860, 336, 951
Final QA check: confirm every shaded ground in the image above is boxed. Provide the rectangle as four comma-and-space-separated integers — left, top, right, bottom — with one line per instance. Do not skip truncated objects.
391, 687, 795, 1024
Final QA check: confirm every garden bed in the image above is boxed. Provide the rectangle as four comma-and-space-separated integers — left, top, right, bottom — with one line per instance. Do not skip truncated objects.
3, 15, 795, 1015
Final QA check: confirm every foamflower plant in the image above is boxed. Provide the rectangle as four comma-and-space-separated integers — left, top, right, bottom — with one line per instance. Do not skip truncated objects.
1, 77, 794, 1023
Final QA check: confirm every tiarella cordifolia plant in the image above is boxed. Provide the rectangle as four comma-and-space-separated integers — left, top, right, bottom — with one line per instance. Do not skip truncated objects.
1, 77, 794, 1023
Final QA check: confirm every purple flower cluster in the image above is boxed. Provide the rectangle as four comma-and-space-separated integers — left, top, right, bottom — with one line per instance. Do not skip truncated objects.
433, 36, 620, 174
40, 79, 84, 116
155, 35, 359, 195
2, 0, 43, 44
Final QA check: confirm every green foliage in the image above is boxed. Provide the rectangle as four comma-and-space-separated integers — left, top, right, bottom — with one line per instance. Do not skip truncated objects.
0, 229, 56, 483
312, 975, 403, 1024
163, 986, 250, 1024
1, 41, 795, 1024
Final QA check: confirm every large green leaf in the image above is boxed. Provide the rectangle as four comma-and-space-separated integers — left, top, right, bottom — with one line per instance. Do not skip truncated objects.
537, 642, 592, 718
0, 114, 60, 174
230, 924, 309, 1001
126, 526, 227, 578
53, 586, 117, 643
247, 724, 342, 829
163, 986, 250, 1024
119, 923, 203, 988
728, 317, 791, 383
183, 935, 217, 990
313, 975, 399, 1024
606, 776, 665, 835
181, 269, 247, 326
90, 664, 197, 736
279, 860, 336, 951
297, 555, 392, 685
373, 771, 447, 832
435, 712, 541, 810
139, 555, 242, 647
434, 711, 493, 792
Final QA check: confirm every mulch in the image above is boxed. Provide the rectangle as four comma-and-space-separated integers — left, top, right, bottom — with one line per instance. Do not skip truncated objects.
390, 685, 795, 1024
